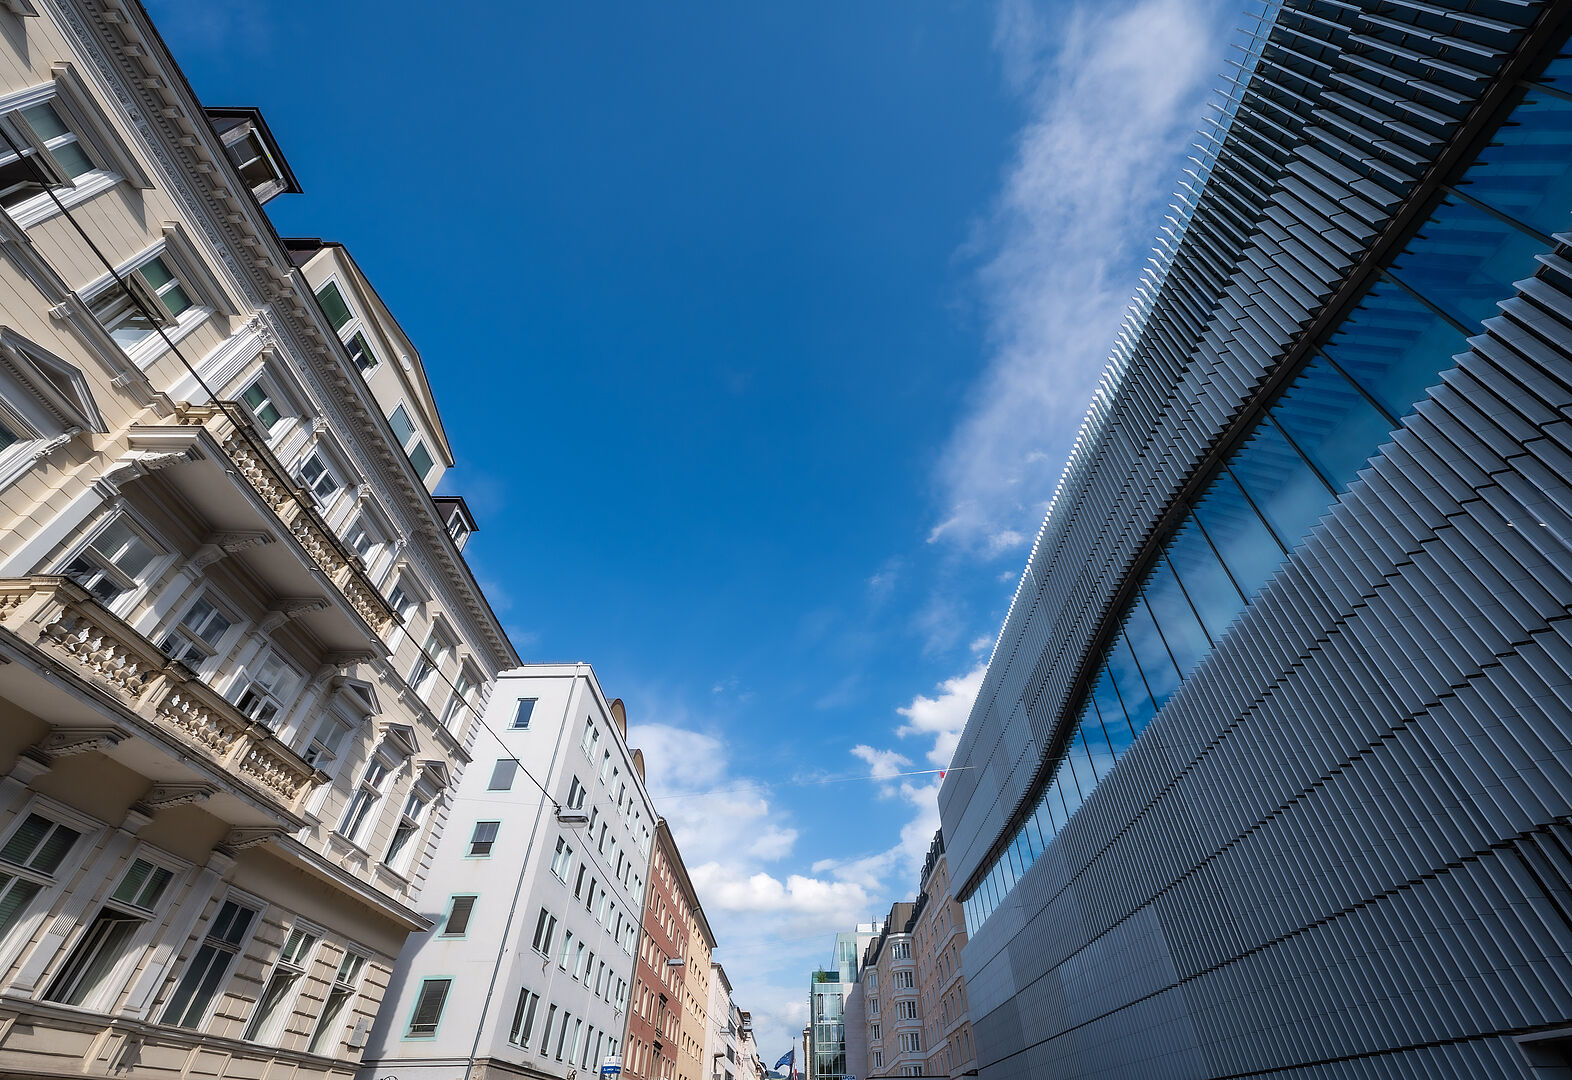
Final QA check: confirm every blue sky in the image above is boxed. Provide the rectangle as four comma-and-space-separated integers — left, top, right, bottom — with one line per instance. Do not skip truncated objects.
149, 0, 1240, 1055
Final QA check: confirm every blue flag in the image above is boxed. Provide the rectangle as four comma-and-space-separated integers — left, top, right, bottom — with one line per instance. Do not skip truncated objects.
774, 1051, 794, 1070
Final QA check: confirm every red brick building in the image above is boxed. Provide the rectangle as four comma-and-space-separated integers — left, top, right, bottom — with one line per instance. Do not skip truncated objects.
624, 820, 688, 1080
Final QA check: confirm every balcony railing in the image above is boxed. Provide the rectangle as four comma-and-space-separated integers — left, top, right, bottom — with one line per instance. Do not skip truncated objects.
0, 576, 323, 815
175, 403, 395, 634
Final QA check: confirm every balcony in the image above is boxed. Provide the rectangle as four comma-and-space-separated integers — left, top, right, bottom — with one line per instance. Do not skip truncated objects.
123, 404, 395, 648
0, 576, 323, 824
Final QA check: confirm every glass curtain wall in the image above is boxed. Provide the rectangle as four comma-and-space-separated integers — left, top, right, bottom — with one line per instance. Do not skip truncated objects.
963, 51, 1572, 935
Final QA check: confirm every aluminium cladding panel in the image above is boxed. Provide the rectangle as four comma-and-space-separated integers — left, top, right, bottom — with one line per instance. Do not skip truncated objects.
939, 0, 1542, 891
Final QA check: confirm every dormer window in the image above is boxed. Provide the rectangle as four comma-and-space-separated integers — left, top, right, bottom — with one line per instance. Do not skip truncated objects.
206, 108, 299, 205
434, 496, 478, 553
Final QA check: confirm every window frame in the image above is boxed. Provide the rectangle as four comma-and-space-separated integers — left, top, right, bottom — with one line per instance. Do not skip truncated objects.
79, 238, 215, 368
387, 402, 437, 482
55, 509, 168, 615
242, 920, 322, 1044
313, 275, 382, 377
404, 975, 453, 1040
227, 647, 301, 730
160, 891, 262, 1030
468, 820, 499, 858
158, 590, 238, 674
306, 945, 368, 1056
338, 751, 396, 848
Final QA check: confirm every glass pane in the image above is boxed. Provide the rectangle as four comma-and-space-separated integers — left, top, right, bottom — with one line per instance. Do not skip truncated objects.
1270, 354, 1393, 495
138, 257, 174, 289
1229, 420, 1331, 553
1164, 518, 1243, 642
1192, 469, 1283, 600
1319, 279, 1466, 422
1455, 86, 1572, 241
388, 405, 415, 445
1126, 593, 1182, 706
409, 441, 435, 479
1080, 714, 1116, 779
1056, 762, 1084, 819
20, 103, 70, 140
1106, 633, 1156, 740
1386, 194, 1546, 330
1, 815, 49, 865
158, 283, 192, 318
1089, 668, 1133, 758
1138, 564, 1209, 677
1068, 722, 1100, 793
51, 140, 93, 179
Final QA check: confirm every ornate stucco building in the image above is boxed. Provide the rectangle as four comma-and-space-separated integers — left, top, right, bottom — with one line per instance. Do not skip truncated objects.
0, 3, 513, 1080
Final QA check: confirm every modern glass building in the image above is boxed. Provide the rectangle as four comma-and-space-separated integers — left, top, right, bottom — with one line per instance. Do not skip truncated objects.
808, 928, 879, 1080
938, 0, 1572, 1076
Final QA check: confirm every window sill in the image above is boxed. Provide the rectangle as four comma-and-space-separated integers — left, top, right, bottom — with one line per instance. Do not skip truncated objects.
9, 170, 120, 230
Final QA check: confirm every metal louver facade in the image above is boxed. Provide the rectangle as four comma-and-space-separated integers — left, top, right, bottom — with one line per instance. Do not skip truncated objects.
937, 0, 1572, 1075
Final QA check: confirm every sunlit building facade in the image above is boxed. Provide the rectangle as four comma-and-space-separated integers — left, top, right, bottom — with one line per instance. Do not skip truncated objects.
940, 1, 1572, 1076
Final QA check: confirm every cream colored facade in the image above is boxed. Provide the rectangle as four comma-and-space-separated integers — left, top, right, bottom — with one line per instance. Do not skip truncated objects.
911, 835, 973, 1079
0, 3, 513, 1080
676, 869, 713, 1080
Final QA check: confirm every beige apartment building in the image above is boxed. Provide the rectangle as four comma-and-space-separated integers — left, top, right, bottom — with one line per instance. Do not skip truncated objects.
911, 833, 973, 1078
677, 845, 714, 1080
0, 3, 514, 1080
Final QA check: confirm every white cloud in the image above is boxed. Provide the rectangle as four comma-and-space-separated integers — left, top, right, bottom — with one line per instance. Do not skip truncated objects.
851, 745, 911, 781
932, 0, 1232, 553
896, 663, 987, 767
970, 634, 995, 654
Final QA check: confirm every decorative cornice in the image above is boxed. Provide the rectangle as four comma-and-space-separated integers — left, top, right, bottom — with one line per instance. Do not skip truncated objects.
141, 782, 217, 809
40, 724, 127, 757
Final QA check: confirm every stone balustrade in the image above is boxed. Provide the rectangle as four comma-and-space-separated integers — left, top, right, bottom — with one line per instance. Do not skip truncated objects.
173, 402, 395, 635
0, 577, 322, 815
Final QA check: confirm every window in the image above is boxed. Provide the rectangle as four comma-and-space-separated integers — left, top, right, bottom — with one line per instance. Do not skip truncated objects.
0, 95, 102, 214
300, 715, 351, 768
385, 790, 431, 872
550, 837, 573, 881
538, 1004, 557, 1057
559, 929, 574, 970
871, 1023, 881, 1041
872, 1052, 882, 1069
296, 451, 341, 507
61, 516, 159, 608
45, 853, 178, 1004
489, 759, 518, 791
530, 907, 557, 956
387, 578, 418, 625
88, 253, 197, 353
339, 756, 392, 846
407, 977, 451, 1038
388, 404, 437, 481
440, 669, 475, 730
441, 896, 476, 937
345, 516, 380, 565
344, 331, 378, 373
230, 650, 298, 727
161, 896, 258, 1028
160, 594, 233, 667
469, 821, 499, 857
240, 378, 286, 435
509, 986, 541, 1048
895, 970, 914, 989
566, 776, 586, 810
307, 948, 366, 1055
511, 698, 536, 730
897, 1000, 918, 1019
409, 628, 451, 699
582, 721, 600, 757
0, 813, 81, 944
244, 925, 317, 1043
315, 281, 353, 332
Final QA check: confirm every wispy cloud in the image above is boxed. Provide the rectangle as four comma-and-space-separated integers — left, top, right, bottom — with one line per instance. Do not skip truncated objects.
932, 0, 1232, 554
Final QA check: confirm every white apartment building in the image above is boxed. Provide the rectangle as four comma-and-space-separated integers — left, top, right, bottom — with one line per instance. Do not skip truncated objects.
0, 3, 515, 1080
703, 963, 738, 1080
361, 665, 657, 1080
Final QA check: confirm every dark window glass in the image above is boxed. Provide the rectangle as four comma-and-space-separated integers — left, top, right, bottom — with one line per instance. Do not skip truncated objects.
1163, 519, 1243, 642
1191, 470, 1283, 600
1386, 194, 1547, 330
1270, 354, 1394, 495
1228, 420, 1331, 553
1454, 86, 1572, 241
489, 760, 518, 791
443, 896, 475, 937
1318, 279, 1466, 422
